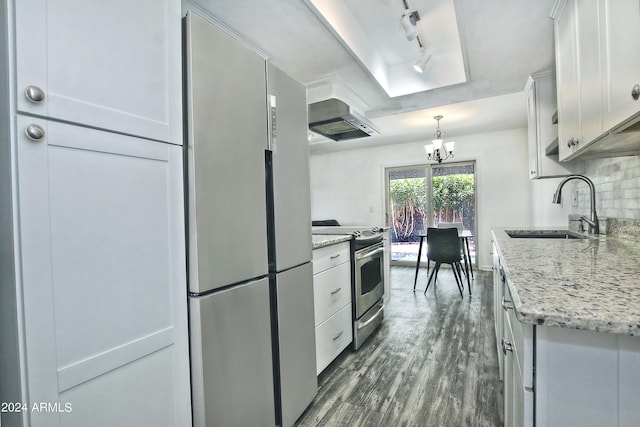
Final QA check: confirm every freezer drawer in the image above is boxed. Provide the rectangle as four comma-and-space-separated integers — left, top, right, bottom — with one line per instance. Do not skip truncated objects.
275, 263, 317, 427
189, 278, 275, 427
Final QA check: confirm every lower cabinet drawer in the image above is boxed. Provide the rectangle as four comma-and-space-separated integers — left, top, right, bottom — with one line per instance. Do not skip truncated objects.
312, 242, 350, 275
315, 303, 352, 375
313, 261, 351, 325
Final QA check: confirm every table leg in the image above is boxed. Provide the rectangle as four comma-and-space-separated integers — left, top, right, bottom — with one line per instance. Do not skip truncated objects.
464, 236, 474, 278
413, 236, 425, 291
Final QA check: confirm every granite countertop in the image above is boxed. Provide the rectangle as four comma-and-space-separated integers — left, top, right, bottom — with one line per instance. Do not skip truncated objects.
491, 228, 640, 336
312, 234, 352, 250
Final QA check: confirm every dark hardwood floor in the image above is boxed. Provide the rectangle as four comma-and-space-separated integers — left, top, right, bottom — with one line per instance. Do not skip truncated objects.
296, 266, 503, 427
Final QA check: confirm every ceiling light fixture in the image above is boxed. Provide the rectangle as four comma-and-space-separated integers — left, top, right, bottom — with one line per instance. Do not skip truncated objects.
400, 9, 420, 41
424, 115, 455, 163
401, 1, 428, 73
413, 49, 432, 73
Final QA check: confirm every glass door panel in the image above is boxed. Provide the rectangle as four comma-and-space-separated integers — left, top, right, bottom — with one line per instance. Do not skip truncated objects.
432, 162, 476, 264
385, 162, 477, 266
385, 166, 428, 264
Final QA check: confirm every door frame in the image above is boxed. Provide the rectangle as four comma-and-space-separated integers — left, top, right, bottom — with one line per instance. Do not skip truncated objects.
384, 161, 478, 267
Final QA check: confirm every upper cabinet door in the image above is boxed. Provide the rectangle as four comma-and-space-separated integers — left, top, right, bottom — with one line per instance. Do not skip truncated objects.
15, 0, 182, 144
601, 0, 640, 132
555, 0, 580, 161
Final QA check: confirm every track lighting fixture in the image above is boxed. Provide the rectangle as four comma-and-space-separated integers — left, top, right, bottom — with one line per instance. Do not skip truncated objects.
413, 50, 432, 73
400, 9, 420, 41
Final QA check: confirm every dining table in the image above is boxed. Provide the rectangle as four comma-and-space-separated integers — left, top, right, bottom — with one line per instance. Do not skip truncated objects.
413, 229, 474, 290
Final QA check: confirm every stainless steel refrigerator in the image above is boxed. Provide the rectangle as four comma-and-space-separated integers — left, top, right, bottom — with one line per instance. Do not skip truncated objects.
183, 11, 317, 427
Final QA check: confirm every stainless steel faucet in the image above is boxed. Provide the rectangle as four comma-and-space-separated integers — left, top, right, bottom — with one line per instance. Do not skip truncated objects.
552, 175, 599, 234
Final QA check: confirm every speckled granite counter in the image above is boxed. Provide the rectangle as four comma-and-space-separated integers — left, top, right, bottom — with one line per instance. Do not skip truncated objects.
312, 234, 352, 250
491, 228, 640, 336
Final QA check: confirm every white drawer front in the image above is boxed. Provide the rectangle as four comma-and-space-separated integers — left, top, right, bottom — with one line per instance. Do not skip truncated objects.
315, 304, 352, 375
313, 262, 351, 325
312, 242, 350, 275
506, 287, 534, 389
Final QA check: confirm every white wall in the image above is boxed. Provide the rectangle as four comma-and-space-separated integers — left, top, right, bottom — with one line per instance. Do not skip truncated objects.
310, 128, 533, 270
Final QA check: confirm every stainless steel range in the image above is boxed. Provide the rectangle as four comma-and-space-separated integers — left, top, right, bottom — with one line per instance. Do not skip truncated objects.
312, 226, 385, 349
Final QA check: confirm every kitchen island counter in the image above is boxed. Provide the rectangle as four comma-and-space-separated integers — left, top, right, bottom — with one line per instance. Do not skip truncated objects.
491, 228, 640, 336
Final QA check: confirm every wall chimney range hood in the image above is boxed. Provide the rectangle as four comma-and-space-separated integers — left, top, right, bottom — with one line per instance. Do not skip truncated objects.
308, 98, 379, 141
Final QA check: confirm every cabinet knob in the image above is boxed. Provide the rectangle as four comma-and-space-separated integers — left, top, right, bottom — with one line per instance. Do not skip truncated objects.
632, 84, 640, 101
501, 338, 513, 355
24, 124, 45, 142
24, 85, 46, 104
567, 138, 573, 148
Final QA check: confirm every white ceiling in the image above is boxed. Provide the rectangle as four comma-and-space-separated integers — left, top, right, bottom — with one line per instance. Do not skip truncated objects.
187, 0, 556, 153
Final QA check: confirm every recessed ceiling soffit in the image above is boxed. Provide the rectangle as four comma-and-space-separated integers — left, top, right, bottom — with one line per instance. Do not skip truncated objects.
303, 0, 467, 98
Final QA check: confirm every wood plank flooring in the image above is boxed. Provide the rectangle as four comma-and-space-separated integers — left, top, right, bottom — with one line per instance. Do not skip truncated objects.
296, 266, 503, 427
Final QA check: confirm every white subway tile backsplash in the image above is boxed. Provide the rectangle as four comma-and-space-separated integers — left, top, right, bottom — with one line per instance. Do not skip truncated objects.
573, 155, 640, 220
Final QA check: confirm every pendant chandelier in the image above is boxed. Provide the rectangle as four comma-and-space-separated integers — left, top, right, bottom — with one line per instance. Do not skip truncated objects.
424, 115, 455, 163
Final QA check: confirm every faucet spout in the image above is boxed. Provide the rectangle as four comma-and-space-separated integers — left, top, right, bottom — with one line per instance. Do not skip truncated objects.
552, 175, 599, 234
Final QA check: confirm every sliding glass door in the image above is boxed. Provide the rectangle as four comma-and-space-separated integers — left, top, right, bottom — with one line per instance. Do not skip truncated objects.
385, 166, 429, 264
385, 161, 476, 266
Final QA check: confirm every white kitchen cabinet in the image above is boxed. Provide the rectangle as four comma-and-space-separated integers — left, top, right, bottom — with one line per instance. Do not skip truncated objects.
492, 241, 504, 380
315, 305, 353, 375
314, 262, 351, 326
501, 286, 534, 427
600, 0, 640, 133
554, 0, 580, 161
574, 0, 603, 145
553, 0, 603, 161
313, 242, 352, 374
525, 71, 579, 178
2, 1, 189, 425
552, 0, 640, 160
14, 0, 182, 144
496, 260, 640, 426
12, 117, 191, 426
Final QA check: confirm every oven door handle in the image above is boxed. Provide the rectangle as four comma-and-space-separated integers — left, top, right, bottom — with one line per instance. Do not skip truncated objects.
356, 303, 384, 330
356, 246, 384, 260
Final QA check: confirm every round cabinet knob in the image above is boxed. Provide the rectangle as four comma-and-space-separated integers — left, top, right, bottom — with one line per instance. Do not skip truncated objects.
632, 84, 640, 101
25, 124, 45, 142
24, 85, 46, 104
567, 138, 574, 148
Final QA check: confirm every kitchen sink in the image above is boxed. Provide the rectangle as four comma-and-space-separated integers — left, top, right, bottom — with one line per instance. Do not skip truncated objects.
505, 229, 586, 239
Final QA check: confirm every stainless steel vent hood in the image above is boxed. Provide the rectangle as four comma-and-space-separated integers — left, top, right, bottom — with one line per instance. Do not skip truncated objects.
308, 98, 379, 141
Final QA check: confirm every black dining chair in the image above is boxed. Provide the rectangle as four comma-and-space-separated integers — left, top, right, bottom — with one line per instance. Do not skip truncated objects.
424, 227, 465, 297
